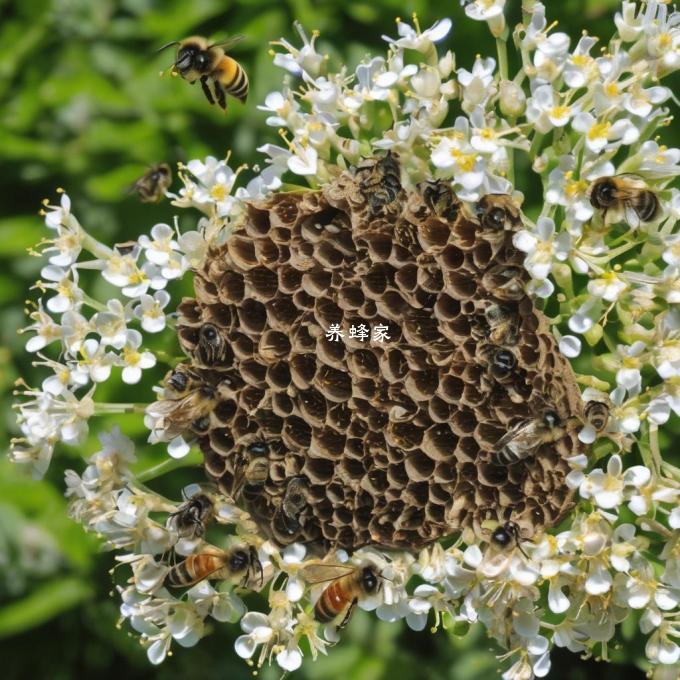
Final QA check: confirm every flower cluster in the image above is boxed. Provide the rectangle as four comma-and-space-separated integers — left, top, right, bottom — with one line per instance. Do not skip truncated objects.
9, 1, 680, 678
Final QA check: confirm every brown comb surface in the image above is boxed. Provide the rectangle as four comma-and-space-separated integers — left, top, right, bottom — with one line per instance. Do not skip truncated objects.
173, 159, 584, 554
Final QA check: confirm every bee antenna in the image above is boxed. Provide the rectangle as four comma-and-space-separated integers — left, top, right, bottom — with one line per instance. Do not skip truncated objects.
156, 40, 180, 54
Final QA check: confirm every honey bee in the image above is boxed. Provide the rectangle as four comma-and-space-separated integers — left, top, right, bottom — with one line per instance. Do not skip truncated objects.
488, 347, 518, 381
169, 492, 215, 539
475, 194, 522, 232
481, 265, 526, 301
589, 175, 660, 227
419, 179, 460, 221
492, 410, 564, 465
490, 521, 526, 554
232, 441, 270, 501
166, 545, 262, 588
163, 364, 203, 398
301, 562, 382, 628
159, 36, 248, 111
480, 521, 529, 575
354, 151, 402, 214
484, 303, 519, 346
132, 163, 172, 203
584, 400, 610, 434
196, 323, 229, 366
149, 372, 217, 439
273, 477, 309, 537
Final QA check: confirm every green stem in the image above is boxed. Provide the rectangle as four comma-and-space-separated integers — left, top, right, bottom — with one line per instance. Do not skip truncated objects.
136, 448, 204, 482
80, 229, 113, 259
496, 37, 509, 81
95, 402, 149, 414
529, 132, 544, 159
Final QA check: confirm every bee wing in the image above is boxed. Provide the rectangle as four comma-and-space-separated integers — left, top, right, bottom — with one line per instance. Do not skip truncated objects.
209, 35, 245, 51
147, 398, 181, 416
624, 203, 641, 229
616, 173, 646, 187
300, 563, 356, 585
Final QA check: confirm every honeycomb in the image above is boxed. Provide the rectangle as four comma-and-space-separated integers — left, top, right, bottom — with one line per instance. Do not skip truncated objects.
173, 157, 585, 554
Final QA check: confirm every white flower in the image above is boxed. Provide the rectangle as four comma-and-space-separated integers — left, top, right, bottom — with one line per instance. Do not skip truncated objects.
572, 113, 639, 153
464, 0, 505, 22
257, 90, 297, 127
134, 291, 171, 333
587, 272, 628, 302
40, 265, 82, 313
382, 17, 452, 52
138, 223, 179, 266
526, 85, 576, 133
614, 341, 646, 394
92, 299, 129, 349
457, 56, 496, 111
23, 303, 62, 353
118, 330, 156, 384
637, 140, 680, 178
287, 144, 318, 176
514, 216, 569, 280
273, 22, 324, 77
563, 36, 598, 88
77, 338, 114, 383
623, 84, 670, 118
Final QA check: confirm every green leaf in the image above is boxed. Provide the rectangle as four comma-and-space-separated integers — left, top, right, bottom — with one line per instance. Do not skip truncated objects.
0, 577, 92, 638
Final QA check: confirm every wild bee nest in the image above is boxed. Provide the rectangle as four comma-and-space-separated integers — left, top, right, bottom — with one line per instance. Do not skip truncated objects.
174, 158, 585, 554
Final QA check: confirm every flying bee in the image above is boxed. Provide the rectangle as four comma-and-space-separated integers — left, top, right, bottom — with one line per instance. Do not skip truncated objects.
481, 265, 526, 301
484, 303, 519, 346
158, 35, 248, 111
195, 323, 229, 366
492, 410, 565, 465
301, 562, 382, 628
354, 151, 402, 214
589, 175, 660, 227
132, 163, 172, 203
272, 476, 309, 538
475, 194, 522, 233
169, 491, 215, 539
584, 400, 610, 434
419, 179, 460, 221
165, 545, 262, 588
149, 377, 217, 439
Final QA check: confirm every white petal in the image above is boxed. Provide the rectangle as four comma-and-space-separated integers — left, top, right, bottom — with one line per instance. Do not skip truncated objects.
168, 437, 190, 459
559, 335, 581, 358
234, 635, 256, 659
122, 366, 142, 384
276, 648, 302, 672
147, 637, 171, 665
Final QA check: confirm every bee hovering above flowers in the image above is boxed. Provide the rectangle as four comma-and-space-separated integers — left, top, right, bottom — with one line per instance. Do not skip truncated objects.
132, 163, 172, 203
158, 35, 248, 111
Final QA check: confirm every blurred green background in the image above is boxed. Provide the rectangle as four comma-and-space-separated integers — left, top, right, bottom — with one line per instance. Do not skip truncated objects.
0, 0, 658, 677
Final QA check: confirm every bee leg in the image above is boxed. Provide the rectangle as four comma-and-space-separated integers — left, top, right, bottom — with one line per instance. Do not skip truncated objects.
338, 599, 357, 630
214, 81, 227, 111
200, 76, 215, 105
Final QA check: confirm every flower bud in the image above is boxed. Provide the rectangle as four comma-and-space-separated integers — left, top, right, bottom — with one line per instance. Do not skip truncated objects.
499, 80, 526, 117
